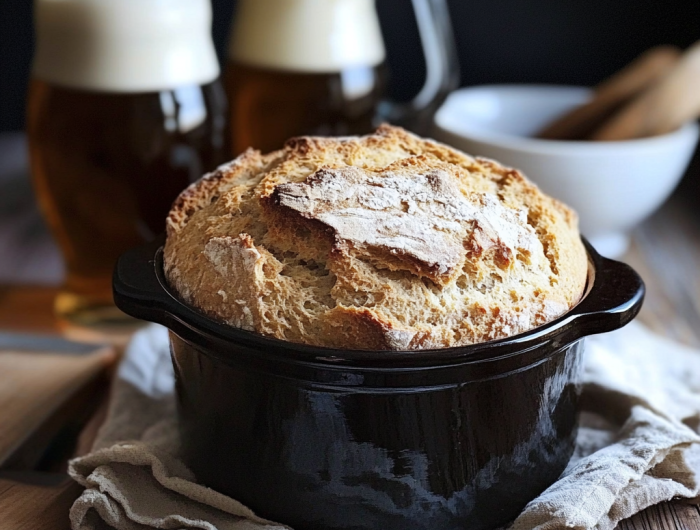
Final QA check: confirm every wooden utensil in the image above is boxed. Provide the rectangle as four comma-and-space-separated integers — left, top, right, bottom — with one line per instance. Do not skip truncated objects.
537, 45, 681, 140
592, 41, 700, 140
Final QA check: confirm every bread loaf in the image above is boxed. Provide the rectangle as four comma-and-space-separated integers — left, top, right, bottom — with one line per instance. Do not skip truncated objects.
164, 125, 587, 350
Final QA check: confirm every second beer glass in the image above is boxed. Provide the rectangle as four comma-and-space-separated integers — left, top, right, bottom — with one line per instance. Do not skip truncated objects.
226, 0, 387, 154
225, 0, 460, 155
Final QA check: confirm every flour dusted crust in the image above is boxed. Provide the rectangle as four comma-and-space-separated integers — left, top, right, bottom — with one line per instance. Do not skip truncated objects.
164, 125, 588, 350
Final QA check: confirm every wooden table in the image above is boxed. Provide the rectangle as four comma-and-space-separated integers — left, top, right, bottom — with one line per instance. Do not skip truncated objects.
1, 132, 699, 529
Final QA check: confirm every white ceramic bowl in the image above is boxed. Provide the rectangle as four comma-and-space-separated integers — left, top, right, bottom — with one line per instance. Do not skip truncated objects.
432, 84, 699, 257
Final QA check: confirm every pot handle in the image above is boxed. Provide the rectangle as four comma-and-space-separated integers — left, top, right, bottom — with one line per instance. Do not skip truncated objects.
112, 236, 174, 326
565, 241, 645, 338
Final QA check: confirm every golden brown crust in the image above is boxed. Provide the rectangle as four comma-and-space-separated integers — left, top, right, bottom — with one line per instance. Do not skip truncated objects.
164, 125, 588, 350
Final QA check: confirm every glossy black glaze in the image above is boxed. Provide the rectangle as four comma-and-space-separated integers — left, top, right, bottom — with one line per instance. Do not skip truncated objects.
114, 238, 644, 530
171, 336, 583, 530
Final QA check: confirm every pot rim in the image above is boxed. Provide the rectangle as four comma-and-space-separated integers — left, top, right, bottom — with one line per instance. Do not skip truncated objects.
114, 236, 644, 370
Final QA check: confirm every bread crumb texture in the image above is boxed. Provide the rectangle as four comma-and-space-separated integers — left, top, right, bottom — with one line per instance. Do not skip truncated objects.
164, 125, 587, 350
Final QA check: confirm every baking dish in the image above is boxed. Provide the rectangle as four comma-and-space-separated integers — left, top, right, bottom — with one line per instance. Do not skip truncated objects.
113, 237, 644, 530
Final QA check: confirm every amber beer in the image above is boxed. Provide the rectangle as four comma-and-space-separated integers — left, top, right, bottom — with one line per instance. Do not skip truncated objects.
226, 0, 387, 154
28, 0, 229, 323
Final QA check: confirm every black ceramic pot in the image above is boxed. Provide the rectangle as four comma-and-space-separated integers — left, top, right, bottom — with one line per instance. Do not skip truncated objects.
113, 238, 644, 530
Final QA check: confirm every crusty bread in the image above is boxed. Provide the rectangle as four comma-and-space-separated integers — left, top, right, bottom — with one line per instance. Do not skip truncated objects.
164, 125, 587, 350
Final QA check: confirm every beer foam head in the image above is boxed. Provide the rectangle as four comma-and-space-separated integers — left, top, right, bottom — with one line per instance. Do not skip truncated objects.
229, 0, 386, 72
33, 0, 220, 92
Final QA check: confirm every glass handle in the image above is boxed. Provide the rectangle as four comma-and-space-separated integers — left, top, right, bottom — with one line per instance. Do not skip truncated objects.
378, 0, 460, 134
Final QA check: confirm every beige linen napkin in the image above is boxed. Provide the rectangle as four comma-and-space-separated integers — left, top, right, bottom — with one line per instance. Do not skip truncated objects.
69, 322, 700, 530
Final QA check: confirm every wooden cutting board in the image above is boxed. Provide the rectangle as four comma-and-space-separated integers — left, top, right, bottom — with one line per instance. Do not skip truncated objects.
0, 471, 83, 530
0, 334, 116, 469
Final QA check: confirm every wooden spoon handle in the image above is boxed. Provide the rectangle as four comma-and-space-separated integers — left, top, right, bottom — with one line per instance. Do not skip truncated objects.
592, 41, 700, 141
538, 45, 681, 140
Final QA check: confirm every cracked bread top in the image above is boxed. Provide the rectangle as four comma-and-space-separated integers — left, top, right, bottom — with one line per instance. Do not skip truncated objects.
163, 125, 587, 350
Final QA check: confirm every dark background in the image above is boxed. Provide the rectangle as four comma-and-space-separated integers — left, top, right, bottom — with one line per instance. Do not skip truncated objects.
2, 0, 700, 132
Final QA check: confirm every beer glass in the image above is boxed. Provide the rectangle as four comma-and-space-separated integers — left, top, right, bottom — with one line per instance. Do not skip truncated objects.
28, 0, 229, 324
226, 0, 459, 154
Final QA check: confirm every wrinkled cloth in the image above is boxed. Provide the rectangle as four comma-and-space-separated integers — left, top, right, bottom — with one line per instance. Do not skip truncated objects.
69, 322, 700, 530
